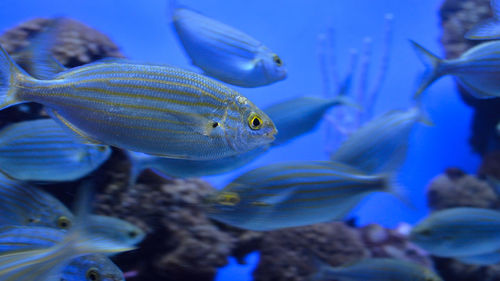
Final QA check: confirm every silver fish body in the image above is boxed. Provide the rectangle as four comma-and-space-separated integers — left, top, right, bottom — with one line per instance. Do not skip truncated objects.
205, 160, 399, 231
172, 7, 286, 87
0, 225, 126, 281
410, 207, 500, 257
0, 119, 110, 182
331, 107, 425, 174
127, 145, 267, 182
310, 258, 443, 281
0, 46, 276, 160
412, 40, 500, 99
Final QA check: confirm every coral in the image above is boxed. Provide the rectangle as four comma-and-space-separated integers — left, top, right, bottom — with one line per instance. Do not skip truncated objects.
253, 222, 432, 281
0, 17, 123, 68
439, 0, 500, 155
426, 168, 499, 211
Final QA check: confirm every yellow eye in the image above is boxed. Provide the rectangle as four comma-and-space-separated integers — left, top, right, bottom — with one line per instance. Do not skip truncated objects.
86, 268, 101, 281
273, 54, 283, 66
248, 114, 263, 130
217, 192, 240, 206
57, 216, 71, 229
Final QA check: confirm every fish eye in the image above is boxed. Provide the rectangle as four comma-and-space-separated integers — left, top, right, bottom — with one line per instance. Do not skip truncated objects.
272, 54, 283, 66
248, 113, 263, 130
86, 268, 101, 281
57, 216, 72, 229
217, 192, 240, 206
128, 230, 138, 238
212, 122, 219, 128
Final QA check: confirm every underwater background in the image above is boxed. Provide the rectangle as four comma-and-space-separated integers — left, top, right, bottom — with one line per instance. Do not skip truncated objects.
0, 0, 497, 280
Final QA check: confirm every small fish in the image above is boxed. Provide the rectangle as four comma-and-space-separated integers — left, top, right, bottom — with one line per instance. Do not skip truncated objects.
127, 146, 267, 182
455, 250, 500, 265
0, 174, 145, 247
0, 189, 133, 281
205, 160, 402, 231
0, 45, 276, 160
172, 6, 286, 87
0, 119, 111, 182
0, 225, 127, 281
465, 0, 500, 40
411, 40, 500, 99
309, 258, 443, 281
410, 207, 500, 257
265, 96, 356, 146
0, 174, 73, 228
331, 106, 429, 174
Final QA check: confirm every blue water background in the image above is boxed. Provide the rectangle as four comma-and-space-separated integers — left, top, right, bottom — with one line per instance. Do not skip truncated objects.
0, 1, 481, 280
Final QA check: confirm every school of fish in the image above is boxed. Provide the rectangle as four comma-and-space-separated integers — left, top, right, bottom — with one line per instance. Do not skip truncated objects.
0, 0, 499, 280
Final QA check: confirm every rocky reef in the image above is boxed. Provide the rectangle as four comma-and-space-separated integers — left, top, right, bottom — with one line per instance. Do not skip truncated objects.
440, 0, 500, 155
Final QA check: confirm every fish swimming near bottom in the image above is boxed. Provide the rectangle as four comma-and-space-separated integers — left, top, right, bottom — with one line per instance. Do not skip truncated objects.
0, 225, 125, 281
309, 258, 443, 281
410, 207, 500, 257
205, 160, 404, 231
0, 173, 145, 247
411, 40, 500, 99
0, 119, 111, 182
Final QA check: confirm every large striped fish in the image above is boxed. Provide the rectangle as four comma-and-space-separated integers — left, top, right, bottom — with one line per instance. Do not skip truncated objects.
0, 119, 110, 182
0, 174, 145, 247
0, 226, 124, 281
205, 160, 402, 231
309, 258, 443, 281
331, 106, 428, 175
411, 40, 500, 99
410, 207, 500, 257
465, 0, 500, 40
172, 6, 287, 87
0, 45, 276, 160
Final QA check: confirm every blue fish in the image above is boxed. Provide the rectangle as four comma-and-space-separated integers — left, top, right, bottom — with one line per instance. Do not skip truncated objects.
0, 225, 126, 281
331, 106, 428, 174
410, 207, 500, 257
205, 160, 402, 231
265, 96, 355, 146
411, 40, 500, 99
309, 258, 443, 281
0, 45, 276, 160
465, 0, 500, 40
172, 6, 286, 87
456, 250, 500, 265
0, 119, 111, 182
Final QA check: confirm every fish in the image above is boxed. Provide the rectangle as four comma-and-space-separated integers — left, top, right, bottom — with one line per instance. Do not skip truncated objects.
309, 258, 443, 281
0, 174, 145, 247
0, 119, 111, 182
411, 40, 500, 99
171, 6, 286, 87
465, 0, 500, 40
205, 160, 403, 231
0, 45, 276, 160
265, 96, 356, 146
331, 106, 429, 175
409, 207, 500, 257
0, 225, 126, 281
127, 146, 267, 182
0, 186, 133, 281
455, 250, 500, 265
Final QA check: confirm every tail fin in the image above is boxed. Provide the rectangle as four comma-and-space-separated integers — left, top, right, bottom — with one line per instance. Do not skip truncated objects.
409, 40, 443, 99
0, 45, 26, 109
465, 0, 500, 40
381, 173, 415, 210
331, 95, 363, 111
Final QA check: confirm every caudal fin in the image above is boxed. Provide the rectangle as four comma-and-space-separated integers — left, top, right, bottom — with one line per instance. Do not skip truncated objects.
409, 40, 444, 99
381, 173, 415, 210
0, 45, 27, 109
